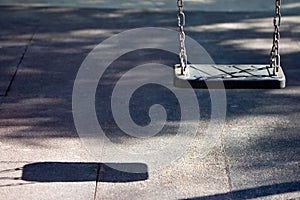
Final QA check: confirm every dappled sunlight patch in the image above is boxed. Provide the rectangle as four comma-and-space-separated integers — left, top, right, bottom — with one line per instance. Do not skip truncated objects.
69, 29, 117, 37
187, 17, 272, 33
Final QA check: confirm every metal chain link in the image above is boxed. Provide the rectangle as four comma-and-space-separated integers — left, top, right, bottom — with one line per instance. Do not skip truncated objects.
177, 0, 188, 75
270, 0, 281, 76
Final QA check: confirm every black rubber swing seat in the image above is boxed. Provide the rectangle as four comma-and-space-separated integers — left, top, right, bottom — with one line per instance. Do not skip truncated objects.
174, 64, 286, 89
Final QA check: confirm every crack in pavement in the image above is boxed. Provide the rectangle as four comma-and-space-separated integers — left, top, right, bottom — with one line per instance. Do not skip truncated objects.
4, 27, 37, 97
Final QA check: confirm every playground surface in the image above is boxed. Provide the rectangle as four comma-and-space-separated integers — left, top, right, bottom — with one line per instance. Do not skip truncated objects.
0, 1, 300, 199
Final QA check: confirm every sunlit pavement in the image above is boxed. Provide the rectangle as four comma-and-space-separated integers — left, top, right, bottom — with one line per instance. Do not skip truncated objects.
0, 1, 299, 199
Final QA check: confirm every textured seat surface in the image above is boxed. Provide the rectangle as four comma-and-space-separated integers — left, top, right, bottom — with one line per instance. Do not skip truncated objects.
174, 64, 286, 89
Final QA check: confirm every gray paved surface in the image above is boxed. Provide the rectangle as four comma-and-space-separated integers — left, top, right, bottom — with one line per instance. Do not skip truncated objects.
0, 1, 300, 199
0, 0, 299, 11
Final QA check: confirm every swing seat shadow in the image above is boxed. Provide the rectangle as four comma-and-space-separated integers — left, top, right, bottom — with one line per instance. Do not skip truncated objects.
21, 162, 148, 183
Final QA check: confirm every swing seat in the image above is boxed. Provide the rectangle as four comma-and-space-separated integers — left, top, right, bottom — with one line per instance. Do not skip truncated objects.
174, 64, 286, 89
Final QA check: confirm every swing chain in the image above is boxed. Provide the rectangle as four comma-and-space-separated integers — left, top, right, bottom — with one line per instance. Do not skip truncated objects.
177, 0, 188, 75
270, 0, 281, 76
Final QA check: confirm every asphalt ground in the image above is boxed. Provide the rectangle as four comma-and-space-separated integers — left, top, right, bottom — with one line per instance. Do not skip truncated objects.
0, 1, 300, 199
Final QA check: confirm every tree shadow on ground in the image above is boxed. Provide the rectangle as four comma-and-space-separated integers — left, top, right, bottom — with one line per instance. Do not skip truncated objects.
185, 181, 300, 200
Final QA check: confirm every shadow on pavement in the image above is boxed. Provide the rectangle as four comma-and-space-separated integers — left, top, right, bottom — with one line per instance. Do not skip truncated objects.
20, 162, 148, 183
185, 181, 300, 200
